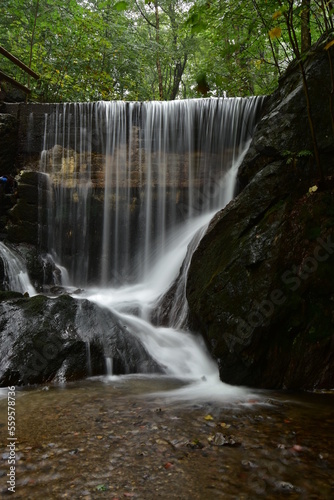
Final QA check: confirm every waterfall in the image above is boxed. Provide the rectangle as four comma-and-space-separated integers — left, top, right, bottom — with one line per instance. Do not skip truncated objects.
35, 97, 264, 399
0, 242, 36, 296
39, 97, 264, 287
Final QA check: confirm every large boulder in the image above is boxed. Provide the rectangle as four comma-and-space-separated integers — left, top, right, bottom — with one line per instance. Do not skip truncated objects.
0, 293, 160, 386
186, 42, 334, 390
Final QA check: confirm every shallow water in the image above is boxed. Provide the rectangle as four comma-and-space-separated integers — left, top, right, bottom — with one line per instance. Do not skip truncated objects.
0, 377, 333, 499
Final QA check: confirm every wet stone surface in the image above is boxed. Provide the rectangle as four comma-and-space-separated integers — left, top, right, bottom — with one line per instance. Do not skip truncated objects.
0, 378, 333, 499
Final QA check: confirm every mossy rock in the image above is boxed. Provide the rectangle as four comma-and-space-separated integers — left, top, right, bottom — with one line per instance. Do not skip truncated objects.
0, 291, 23, 301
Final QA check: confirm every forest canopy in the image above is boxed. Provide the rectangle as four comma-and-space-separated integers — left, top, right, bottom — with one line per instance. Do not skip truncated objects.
0, 0, 333, 102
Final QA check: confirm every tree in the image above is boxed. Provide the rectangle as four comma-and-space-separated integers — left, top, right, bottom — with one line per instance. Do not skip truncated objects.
1, 0, 333, 103
185, 0, 286, 97
266, 0, 334, 180
133, 0, 193, 100
301, 0, 311, 54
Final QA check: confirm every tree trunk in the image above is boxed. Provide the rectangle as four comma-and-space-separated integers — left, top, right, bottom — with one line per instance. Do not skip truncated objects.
155, 1, 163, 100
169, 56, 187, 100
301, 0, 311, 54
28, 0, 40, 90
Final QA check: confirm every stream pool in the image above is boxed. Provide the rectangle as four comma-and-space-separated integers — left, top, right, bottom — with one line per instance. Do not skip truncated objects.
0, 376, 333, 499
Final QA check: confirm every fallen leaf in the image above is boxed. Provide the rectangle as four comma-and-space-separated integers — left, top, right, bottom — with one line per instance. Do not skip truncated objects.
308, 185, 318, 194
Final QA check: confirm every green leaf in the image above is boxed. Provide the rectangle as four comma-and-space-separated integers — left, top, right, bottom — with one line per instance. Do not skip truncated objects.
114, 1, 128, 11
96, 484, 108, 491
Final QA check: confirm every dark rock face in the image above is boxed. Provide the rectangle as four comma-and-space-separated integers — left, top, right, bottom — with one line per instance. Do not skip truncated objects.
0, 114, 18, 234
0, 113, 17, 175
0, 293, 160, 387
5, 171, 46, 245
187, 44, 334, 390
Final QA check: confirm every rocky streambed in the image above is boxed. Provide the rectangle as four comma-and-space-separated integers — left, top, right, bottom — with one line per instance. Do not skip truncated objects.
0, 377, 333, 499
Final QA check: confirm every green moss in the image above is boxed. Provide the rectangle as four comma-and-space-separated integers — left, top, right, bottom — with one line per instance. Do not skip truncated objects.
0, 291, 23, 301
20, 294, 48, 316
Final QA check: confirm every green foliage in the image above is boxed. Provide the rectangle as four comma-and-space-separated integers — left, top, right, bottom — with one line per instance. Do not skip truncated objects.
114, 1, 128, 11
96, 484, 109, 491
282, 149, 313, 165
0, 0, 332, 101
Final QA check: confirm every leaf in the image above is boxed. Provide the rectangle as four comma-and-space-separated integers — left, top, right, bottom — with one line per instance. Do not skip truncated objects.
297, 150, 312, 158
272, 11, 282, 20
269, 27, 282, 40
114, 1, 128, 11
96, 484, 108, 491
324, 39, 334, 51
204, 414, 214, 421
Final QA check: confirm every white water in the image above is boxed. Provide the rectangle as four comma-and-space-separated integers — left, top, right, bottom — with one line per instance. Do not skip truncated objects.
39, 98, 264, 286
36, 97, 265, 401
74, 153, 251, 401
0, 242, 36, 296
78, 208, 249, 401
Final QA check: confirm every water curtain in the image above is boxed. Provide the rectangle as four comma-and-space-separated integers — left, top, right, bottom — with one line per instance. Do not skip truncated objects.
39, 98, 264, 287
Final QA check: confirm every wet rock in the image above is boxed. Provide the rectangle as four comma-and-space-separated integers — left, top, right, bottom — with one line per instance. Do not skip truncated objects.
208, 433, 241, 447
187, 43, 334, 390
0, 294, 161, 386
6, 171, 49, 246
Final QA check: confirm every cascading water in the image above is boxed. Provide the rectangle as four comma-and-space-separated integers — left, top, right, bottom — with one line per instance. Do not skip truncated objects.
38, 97, 264, 400
0, 242, 36, 296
